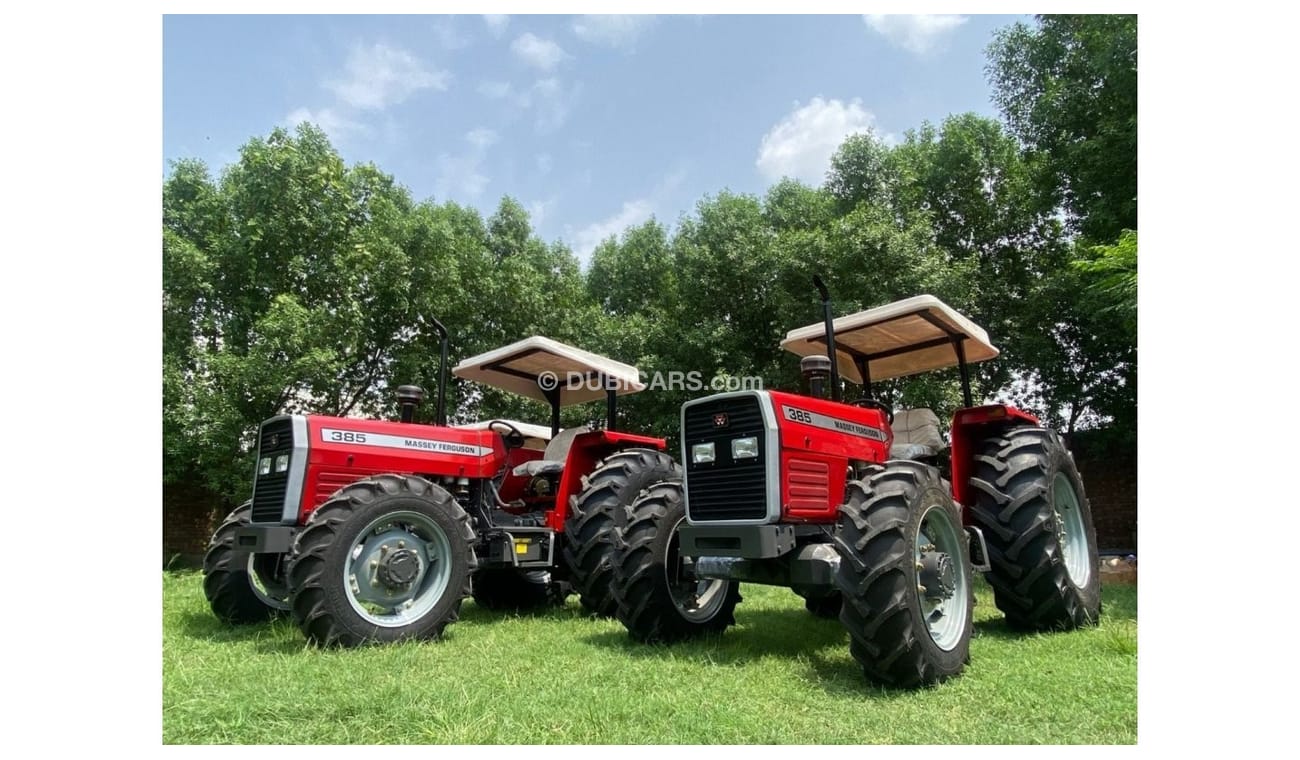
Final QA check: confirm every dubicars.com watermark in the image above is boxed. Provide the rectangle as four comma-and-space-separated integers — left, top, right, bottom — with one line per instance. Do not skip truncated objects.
537, 370, 763, 394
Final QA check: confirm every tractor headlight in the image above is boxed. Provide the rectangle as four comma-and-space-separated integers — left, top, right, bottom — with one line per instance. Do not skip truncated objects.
691, 442, 716, 464
731, 436, 759, 459
258, 457, 272, 475
274, 454, 290, 473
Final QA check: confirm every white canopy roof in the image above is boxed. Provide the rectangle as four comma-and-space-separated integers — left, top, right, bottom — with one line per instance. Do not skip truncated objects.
780, 295, 999, 383
455, 419, 553, 451
452, 336, 645, 406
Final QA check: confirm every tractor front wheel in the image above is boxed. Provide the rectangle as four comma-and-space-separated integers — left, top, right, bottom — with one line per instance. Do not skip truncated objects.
287, 475, 477, 646
834, 462, 974, 688
203, 501, 291, 624
969, 427, 1101, 630
562, 448, 681, 617
613, 480, 741, 643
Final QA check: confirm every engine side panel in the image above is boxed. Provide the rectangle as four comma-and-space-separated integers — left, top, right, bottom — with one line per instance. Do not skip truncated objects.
296, 415, 508, 521
768, 390, 891, 522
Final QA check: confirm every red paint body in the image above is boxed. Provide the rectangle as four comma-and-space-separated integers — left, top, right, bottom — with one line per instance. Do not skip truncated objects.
948, 404, 1039, 514
760, 394, 1038, 524
294, 415, 665, 530
768, 390, 890, 523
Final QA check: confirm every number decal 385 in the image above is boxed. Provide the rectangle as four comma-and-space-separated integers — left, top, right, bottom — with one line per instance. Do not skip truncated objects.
329, 430, 367, 443
785, 407, 813, 424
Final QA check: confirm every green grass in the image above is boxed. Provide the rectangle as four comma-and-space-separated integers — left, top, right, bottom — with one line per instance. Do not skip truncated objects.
163, 572, 1136, 744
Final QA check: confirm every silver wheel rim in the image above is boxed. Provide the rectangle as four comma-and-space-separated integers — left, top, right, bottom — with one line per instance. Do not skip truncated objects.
666, 516, 729, 623
342, 510, 454, 628
915, 503, 970, 651
1053, 473, 1092, 587
246, 554, 291, 611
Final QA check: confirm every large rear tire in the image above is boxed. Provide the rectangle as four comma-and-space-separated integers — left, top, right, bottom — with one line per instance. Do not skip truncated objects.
471, 568, 564, 611
562, 448, 681, 616
834, 462, 974, 688
613, 480, 741, 643
287, 475, 477, 647
796, 589, 843, 619
202, 501, 290, 624
969, 427, 1101, 630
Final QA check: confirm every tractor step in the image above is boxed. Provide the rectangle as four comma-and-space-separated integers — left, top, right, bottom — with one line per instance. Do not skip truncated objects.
965, 525, 992, 573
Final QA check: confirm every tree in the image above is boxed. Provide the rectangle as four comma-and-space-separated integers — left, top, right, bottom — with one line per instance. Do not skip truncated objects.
987, 14, 1138, 241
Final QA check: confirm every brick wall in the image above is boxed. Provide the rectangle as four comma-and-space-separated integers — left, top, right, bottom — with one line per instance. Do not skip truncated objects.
163, 483, 226, 568
1068, 430, 1138, 554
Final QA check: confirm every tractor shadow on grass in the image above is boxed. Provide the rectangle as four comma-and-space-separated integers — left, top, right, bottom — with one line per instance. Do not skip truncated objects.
970, 583, 1138, 640
176, 612, 306, 654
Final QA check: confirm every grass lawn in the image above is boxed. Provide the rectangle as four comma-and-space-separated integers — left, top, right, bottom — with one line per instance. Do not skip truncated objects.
163, 571, 1136, 744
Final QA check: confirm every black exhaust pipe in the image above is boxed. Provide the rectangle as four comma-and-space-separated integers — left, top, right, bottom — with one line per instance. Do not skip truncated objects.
811, 275, 841, 402
428, 316, 449, 426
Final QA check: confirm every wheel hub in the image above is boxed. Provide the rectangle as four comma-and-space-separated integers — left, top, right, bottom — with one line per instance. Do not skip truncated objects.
918, 550, 955, 602
378, 548, 421, 586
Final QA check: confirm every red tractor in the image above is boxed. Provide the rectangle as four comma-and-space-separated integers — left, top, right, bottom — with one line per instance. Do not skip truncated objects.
202, 323, 677, 645
609, 279, 1101, 687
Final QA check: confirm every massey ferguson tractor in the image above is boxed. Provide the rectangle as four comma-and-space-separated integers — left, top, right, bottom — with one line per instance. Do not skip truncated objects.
202, 322, 678, 646
609, 279, 1101, 688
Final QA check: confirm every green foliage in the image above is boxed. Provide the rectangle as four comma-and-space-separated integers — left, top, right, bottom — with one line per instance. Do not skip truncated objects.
987, 14, 1138, 240
165, 16, 1137, 502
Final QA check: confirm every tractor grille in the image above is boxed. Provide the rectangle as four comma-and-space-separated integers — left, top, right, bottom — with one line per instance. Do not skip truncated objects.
684, 395, 770, 522
250, 418, 295, 523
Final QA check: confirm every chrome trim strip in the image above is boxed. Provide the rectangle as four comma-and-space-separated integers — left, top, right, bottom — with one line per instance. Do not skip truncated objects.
281, 414, 309, 525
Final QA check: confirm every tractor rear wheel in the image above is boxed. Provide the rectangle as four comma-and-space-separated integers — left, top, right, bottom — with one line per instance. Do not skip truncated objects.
471, 568, 564, 611
613, 480, 741, 643
562, 448, 681, 617
203, 501, 291, 624
287, 475, 477, 647
834, 462, 974, 688
969, 427, 1101, 630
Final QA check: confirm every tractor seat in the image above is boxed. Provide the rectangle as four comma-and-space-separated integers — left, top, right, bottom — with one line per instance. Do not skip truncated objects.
511, 426, 591, 477
889, 408, 945, 460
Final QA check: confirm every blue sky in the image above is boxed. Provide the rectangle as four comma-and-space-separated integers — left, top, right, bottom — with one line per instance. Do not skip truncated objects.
163, 13, 1025, 264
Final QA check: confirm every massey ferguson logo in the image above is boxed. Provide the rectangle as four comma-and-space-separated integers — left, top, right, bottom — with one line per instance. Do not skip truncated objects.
713, 413, 729, 428
268, 433, 281, 448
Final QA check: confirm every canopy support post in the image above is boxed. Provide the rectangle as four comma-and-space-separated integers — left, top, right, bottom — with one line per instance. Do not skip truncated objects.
544, 385, 561, 438
953, 337, 973, 409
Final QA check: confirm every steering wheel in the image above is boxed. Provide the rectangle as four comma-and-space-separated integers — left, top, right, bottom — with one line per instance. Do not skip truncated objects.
850, 398, 894, 424
487, 419, 526, 449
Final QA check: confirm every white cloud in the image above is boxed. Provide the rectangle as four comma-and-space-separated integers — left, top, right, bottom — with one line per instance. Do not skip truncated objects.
755, 97, 878, 184
862, 14, 968, 55
465, 127, 498, 149
478, 78, 579, 132
572, 15, 657, 48
511, 33, 569, 71
572, 200, 654, 264
435, 129, 499, 200
326, 43, 449, 110
283, 107, 363, 142
482, 14, 509, 37
527, 198, 555, 228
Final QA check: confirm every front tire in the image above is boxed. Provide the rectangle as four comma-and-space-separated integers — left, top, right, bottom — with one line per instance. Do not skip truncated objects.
562, 448, 681, 616
834, 462, 974, 688
202, 501, 290, 624
969, 427, 1101, 630
613, 480, 741, 643
287, 475, 477, 647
